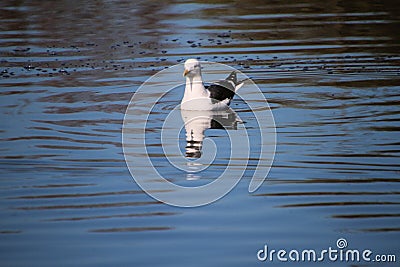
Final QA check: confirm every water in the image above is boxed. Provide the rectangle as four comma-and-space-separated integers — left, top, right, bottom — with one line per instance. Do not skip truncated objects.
1, 0, 399, 266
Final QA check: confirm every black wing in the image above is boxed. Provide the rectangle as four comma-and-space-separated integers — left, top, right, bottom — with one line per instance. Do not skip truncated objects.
206, 71, 237, 104
206, 84, 235, 104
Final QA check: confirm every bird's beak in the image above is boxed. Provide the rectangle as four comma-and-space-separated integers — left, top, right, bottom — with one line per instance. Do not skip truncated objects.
183, 69, 190, 77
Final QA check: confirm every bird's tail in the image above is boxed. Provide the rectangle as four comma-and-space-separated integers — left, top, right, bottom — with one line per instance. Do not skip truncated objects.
226, 71, 250, 92
234, 78, 250, 92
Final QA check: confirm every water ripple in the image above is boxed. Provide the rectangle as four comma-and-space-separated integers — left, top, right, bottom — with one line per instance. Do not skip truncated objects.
1, 1, 399, 265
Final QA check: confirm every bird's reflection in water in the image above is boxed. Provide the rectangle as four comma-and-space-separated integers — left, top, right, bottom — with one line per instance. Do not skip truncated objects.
180, 108, 239, 159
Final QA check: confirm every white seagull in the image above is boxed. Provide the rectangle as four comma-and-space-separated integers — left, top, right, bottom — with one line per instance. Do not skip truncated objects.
181, 59, 247, 110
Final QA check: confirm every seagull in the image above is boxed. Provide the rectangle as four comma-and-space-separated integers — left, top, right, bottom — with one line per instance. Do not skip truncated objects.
181, 58, 247, 110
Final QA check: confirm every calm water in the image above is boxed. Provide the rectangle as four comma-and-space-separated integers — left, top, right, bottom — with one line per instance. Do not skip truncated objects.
1, 1, 400, 266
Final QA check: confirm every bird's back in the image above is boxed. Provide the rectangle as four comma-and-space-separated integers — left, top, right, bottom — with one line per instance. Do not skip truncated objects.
206, 71, 237, 103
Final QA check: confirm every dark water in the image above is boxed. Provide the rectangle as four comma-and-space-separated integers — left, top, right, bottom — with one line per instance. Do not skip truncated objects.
1, 1, 399, 266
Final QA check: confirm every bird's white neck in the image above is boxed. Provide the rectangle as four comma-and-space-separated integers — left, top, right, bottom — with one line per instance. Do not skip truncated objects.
183, 74, 209, 101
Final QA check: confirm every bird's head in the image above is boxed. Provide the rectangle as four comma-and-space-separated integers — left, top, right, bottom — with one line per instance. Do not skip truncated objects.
183, 58, 201, 77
